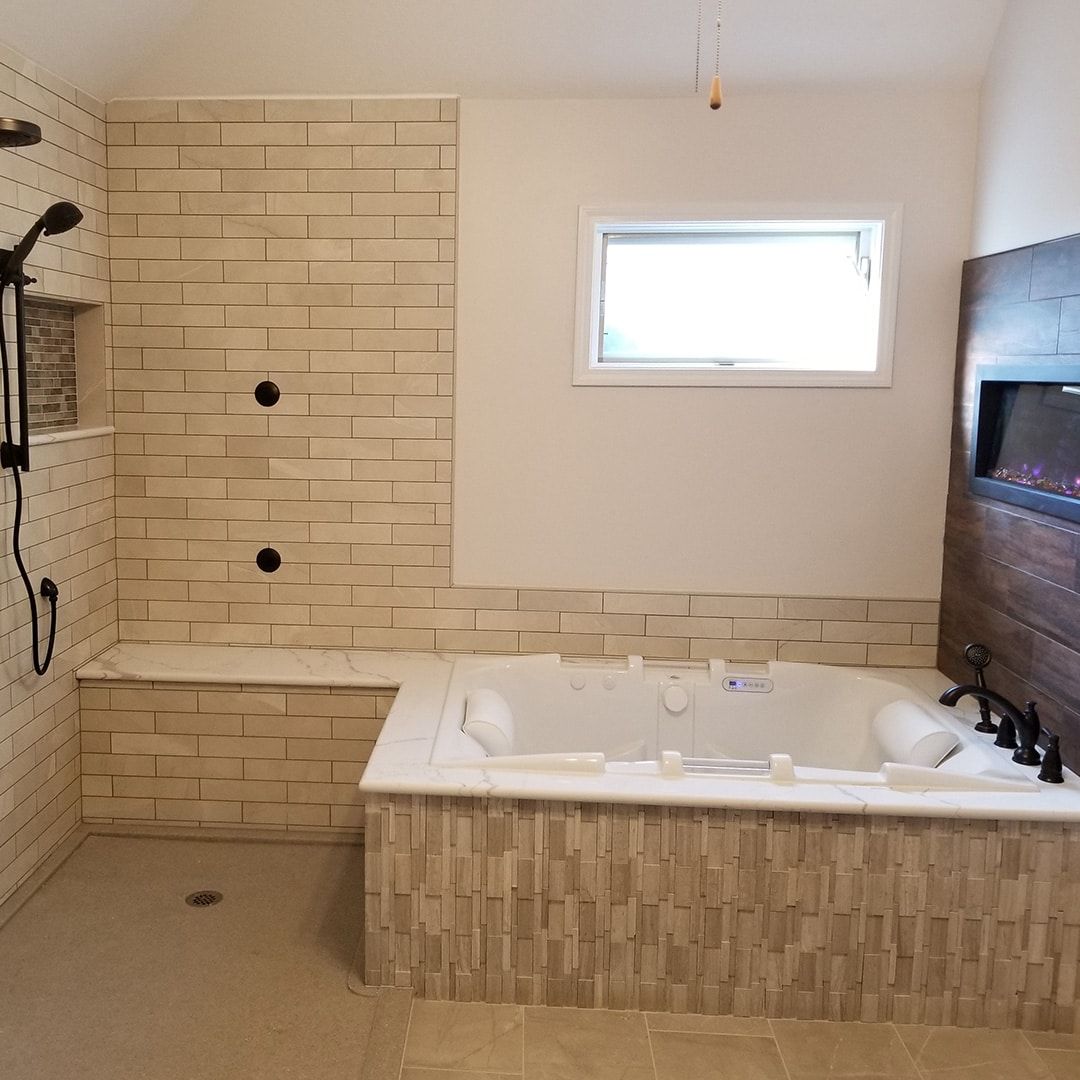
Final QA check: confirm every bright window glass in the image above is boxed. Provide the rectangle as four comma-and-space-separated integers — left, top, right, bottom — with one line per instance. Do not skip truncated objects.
574, 211, 901, 387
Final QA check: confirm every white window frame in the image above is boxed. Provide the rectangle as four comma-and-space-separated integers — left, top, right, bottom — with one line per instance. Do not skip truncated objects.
572, 203, 903, 388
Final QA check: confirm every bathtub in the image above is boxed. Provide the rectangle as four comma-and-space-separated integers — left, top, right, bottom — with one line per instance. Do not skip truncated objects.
357, 651, 1080, 1024
360, 653, 1080, 819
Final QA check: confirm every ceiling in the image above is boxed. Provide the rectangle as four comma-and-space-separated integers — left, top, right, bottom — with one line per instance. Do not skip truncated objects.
0, 0, 1008, 102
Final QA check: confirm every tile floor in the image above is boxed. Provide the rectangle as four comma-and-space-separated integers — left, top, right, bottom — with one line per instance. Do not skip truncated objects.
396, 1000, 1080, 1080
5, 831, 1080, 1080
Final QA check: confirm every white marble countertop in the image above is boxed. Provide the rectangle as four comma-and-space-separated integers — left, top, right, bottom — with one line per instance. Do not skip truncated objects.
77, 644, 1080, 823
76, 642, 447, 689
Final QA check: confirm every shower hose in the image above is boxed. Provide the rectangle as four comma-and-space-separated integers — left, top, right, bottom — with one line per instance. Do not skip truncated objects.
0, 299, 58, 676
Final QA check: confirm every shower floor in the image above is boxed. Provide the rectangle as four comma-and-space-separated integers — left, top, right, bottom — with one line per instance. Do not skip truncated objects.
0, 832, 384, 1080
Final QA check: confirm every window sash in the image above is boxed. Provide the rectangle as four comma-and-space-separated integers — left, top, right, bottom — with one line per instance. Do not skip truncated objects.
595, 222, 881, 370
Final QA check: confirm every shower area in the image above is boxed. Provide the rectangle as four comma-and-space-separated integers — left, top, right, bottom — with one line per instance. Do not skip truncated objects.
0, 75, 114, 916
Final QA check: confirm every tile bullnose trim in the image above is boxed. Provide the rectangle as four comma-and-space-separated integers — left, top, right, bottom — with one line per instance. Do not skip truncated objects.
28, 424, 115, 446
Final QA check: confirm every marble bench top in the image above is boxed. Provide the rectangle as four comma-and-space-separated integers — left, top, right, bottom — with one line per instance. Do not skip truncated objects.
76, 642, 448, 689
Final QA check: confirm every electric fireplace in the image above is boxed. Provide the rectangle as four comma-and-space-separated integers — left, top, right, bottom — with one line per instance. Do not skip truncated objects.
970, 363, 1080, 524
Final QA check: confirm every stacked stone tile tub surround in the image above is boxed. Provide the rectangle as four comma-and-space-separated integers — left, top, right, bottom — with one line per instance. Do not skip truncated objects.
78, 643, 1080, 1031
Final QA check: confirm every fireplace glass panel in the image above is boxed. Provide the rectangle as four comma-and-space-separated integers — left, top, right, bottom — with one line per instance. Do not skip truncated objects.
971, 365, 1080, 522
988, 383, 1080, 500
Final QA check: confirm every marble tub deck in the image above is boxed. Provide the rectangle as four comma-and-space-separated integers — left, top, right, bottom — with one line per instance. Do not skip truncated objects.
78, 644, 1080, 822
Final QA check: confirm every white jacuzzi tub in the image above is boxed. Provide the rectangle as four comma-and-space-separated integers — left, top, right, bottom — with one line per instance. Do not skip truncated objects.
356, 652, 1080, 820
432, 654, 1033, 792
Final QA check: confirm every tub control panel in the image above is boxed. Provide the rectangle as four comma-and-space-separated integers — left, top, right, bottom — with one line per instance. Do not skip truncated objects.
722, 676, 773, 693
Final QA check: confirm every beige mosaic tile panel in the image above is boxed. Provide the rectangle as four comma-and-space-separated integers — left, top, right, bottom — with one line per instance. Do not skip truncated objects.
0, 45, 115, 905
79, 680, 394, 830
105, 95, 940, 664
365, 794, 1080, 1032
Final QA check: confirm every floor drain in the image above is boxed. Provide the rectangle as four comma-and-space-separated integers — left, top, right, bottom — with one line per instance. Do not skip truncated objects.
185, 890, 223, 908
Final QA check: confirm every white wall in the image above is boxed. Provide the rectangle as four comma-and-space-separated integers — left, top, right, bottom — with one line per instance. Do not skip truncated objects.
971, 0, 1080, 257
453, 93, 979, 598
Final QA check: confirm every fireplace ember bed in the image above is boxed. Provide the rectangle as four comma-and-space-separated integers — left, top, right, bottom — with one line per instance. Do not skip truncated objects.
970, 363, 1080, 524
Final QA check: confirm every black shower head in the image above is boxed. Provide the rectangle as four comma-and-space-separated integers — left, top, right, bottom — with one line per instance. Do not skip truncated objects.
0, 118, 42, 148
1, 201, 83, 284
963, 642, 992, 671
42, 202, 83, 235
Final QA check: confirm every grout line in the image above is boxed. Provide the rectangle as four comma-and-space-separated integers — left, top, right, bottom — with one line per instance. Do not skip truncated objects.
767, 1018, 795, 1080
396, 997, 415, 1080
643, 1009, 660, 1080
891, 1021, 928, 1080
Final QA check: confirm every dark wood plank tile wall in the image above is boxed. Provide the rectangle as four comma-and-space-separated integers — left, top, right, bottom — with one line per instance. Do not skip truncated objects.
941, 233, 1080, 764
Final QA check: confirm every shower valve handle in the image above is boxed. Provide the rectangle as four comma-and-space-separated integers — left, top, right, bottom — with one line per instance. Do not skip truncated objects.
0, 440, 26, 470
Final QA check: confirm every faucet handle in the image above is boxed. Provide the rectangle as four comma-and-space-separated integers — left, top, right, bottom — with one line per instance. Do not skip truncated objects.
1039, 731, 1065, 784
994, 712, 1018, 750
1013, 701, 1043, 767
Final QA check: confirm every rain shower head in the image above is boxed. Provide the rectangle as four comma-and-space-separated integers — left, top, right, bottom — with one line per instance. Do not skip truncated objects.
2, 201, 83, 284
0, 118, 42, 148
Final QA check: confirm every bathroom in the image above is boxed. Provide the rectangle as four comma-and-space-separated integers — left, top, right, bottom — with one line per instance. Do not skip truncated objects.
1, 1, 1078, 1077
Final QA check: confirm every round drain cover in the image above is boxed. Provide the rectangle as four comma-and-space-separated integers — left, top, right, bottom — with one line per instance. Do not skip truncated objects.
185, 890, 223, 908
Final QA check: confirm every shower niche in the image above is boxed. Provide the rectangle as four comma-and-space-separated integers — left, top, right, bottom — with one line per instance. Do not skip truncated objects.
6, 295, 107, 437
970, 363, 1080, 523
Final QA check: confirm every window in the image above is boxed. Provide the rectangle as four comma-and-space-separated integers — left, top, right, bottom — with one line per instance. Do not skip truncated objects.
573, 206, 902, 387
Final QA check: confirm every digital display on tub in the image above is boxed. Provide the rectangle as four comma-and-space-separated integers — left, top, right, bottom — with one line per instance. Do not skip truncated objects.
721, 676, 773, 693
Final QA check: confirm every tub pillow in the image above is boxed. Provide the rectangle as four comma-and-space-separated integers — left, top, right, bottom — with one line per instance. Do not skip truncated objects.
873, 700, 959, 768
463, 688, 515, 757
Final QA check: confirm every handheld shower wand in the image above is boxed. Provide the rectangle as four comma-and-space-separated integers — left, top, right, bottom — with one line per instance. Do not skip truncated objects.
2, 201, 83, 287
962, 643, 997, 734
0, 121, 83, 676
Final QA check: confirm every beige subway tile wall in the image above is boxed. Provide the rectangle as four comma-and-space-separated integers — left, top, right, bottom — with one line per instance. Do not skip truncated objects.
108, 95, 941, 664
109, 95, 458, 650
0, 43, 115, 904
79, 680, 393, 830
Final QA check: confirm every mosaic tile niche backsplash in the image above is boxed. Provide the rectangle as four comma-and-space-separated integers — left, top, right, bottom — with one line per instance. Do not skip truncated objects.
25, 297, 78, 432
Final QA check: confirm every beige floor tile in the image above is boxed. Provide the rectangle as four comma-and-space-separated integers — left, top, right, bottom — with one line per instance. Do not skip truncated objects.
524, 1005, 653, 1080
646, 1013, 773, 1036
1029, 1034, 1080, 1052
401, 1072, 520, 1080
404, 1000, 523, 1073
895, 1026, 1053, 1080
771, 1020, 918, 1079
360, 988, 414, 1080
893, 1024, 932, 1062
650, 1031, 787, 1080
1037, 1050, 1080, 1080
0, 834, 374, 1080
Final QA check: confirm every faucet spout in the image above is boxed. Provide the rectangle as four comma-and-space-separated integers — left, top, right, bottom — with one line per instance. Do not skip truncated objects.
938, 684, 1042, 766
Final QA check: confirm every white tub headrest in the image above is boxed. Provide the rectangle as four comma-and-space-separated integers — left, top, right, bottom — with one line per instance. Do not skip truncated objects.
463, 688, 515, 757
873, 700, 960, 769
